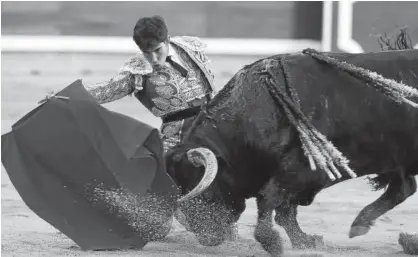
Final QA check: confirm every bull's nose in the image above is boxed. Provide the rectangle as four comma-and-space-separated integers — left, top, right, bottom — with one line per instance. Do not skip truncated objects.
197, 234, 224, 246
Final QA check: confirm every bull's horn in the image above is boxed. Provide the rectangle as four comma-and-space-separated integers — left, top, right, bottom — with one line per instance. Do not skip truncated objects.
177, 147, 218, 203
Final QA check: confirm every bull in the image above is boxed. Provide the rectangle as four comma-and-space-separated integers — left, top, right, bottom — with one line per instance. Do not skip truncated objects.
164, 48, 418, 256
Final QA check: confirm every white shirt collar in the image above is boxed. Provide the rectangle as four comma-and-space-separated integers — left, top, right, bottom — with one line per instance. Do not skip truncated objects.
168, 44, 184, 66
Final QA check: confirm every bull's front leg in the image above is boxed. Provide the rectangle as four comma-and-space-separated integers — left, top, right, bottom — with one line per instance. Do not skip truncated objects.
254, 196, 284, 256
272, 146, 327, 249
274, 204, 324, 249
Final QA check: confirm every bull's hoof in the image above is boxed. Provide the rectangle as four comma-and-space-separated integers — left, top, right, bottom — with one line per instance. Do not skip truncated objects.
348, 225, 371, 238
254, 225, 283, 257
292, 234, 325, 249
197, 234, 224, 247
399, 232, 418, 255
225, 223, 239, 241
150, 216, 173, 241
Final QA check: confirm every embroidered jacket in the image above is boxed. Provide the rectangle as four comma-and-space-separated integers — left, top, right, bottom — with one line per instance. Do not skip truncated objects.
85, 36, 215, 119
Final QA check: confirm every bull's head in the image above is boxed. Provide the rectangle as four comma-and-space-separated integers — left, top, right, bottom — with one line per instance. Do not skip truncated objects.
165, 146, 237, 246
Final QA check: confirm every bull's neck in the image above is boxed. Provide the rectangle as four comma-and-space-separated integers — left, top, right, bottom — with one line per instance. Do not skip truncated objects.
189, 115, 234, 161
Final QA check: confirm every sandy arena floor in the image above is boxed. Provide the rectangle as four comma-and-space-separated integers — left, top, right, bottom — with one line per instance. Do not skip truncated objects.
1, 53, 417, 257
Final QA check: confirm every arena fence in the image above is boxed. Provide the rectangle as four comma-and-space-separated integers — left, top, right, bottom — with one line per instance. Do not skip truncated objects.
1, 35, 322, 56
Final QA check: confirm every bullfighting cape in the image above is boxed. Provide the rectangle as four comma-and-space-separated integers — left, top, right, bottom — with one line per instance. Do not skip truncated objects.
1, 80, 180, 250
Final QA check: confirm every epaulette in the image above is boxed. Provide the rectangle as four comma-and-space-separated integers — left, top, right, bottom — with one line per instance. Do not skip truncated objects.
119, 52, 153, 75
171, 36, 206, 51
170, 36, 210, 65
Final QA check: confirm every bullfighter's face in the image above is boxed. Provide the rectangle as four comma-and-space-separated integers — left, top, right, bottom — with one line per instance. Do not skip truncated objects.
165, 148, 236, 246
141, 38, 170, 67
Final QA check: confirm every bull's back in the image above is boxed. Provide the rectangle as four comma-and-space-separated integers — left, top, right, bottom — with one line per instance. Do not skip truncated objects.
209, 50, 418, 186
284, 50, 418, 173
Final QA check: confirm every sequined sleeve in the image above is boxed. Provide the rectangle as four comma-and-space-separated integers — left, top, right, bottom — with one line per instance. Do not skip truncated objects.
85, 53, 152, 104
84, 70, 139, 104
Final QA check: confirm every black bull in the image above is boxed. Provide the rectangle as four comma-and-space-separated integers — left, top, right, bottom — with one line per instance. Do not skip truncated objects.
164, 49, 418, 256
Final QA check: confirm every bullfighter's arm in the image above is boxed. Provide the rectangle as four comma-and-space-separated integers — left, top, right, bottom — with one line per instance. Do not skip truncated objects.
84, 53, 151, 104
84, 70, 140, 104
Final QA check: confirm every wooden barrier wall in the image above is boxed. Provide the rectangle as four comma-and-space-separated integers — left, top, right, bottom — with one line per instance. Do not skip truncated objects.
1, 1, 322, 40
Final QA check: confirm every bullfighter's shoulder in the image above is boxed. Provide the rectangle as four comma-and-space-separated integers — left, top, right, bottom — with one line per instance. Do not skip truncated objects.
170, 36, 207, 52
119, 52, 153, 75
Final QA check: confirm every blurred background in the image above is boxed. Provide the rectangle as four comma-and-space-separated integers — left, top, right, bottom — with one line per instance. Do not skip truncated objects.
2, 1, 418, 130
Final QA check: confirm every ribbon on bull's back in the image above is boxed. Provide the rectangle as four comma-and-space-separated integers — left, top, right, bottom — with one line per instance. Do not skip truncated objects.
1, 80, 180, 250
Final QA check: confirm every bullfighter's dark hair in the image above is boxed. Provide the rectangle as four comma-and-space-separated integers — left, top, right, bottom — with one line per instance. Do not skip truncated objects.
377, 27, 413, 51
133, 15, 168, 50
